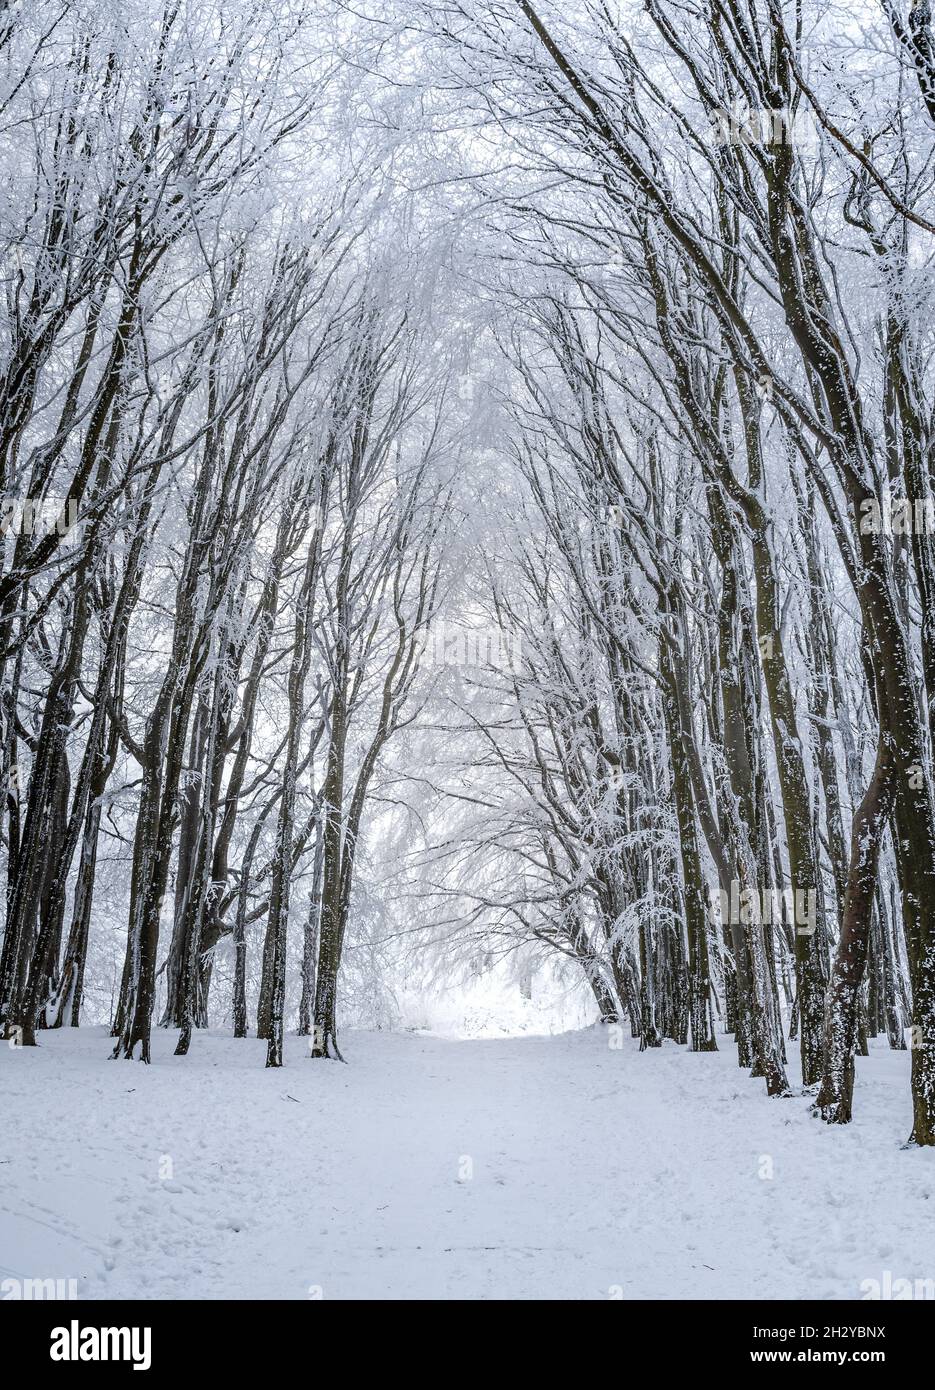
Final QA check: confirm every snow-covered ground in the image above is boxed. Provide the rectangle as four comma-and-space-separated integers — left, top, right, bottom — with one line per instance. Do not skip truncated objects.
1, 1025, 932, 1300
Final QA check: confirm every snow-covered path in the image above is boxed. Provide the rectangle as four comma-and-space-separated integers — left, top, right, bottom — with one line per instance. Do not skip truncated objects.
1, 1026, 932, 1299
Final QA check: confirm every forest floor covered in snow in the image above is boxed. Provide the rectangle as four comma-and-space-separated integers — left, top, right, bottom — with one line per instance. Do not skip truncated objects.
1, 1025, 932, 1300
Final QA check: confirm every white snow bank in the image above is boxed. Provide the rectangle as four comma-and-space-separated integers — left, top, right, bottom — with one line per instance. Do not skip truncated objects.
0, 1026, 931, 1299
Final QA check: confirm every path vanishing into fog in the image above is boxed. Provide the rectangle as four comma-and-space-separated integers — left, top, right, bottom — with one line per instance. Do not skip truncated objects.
1, 1026, 931, 1299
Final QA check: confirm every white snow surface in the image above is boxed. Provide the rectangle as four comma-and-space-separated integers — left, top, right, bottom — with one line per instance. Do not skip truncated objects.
1, 1025, 932, 1300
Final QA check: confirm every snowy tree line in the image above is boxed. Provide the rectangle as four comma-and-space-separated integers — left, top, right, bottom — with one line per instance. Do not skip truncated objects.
2, 0, 935, 1147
